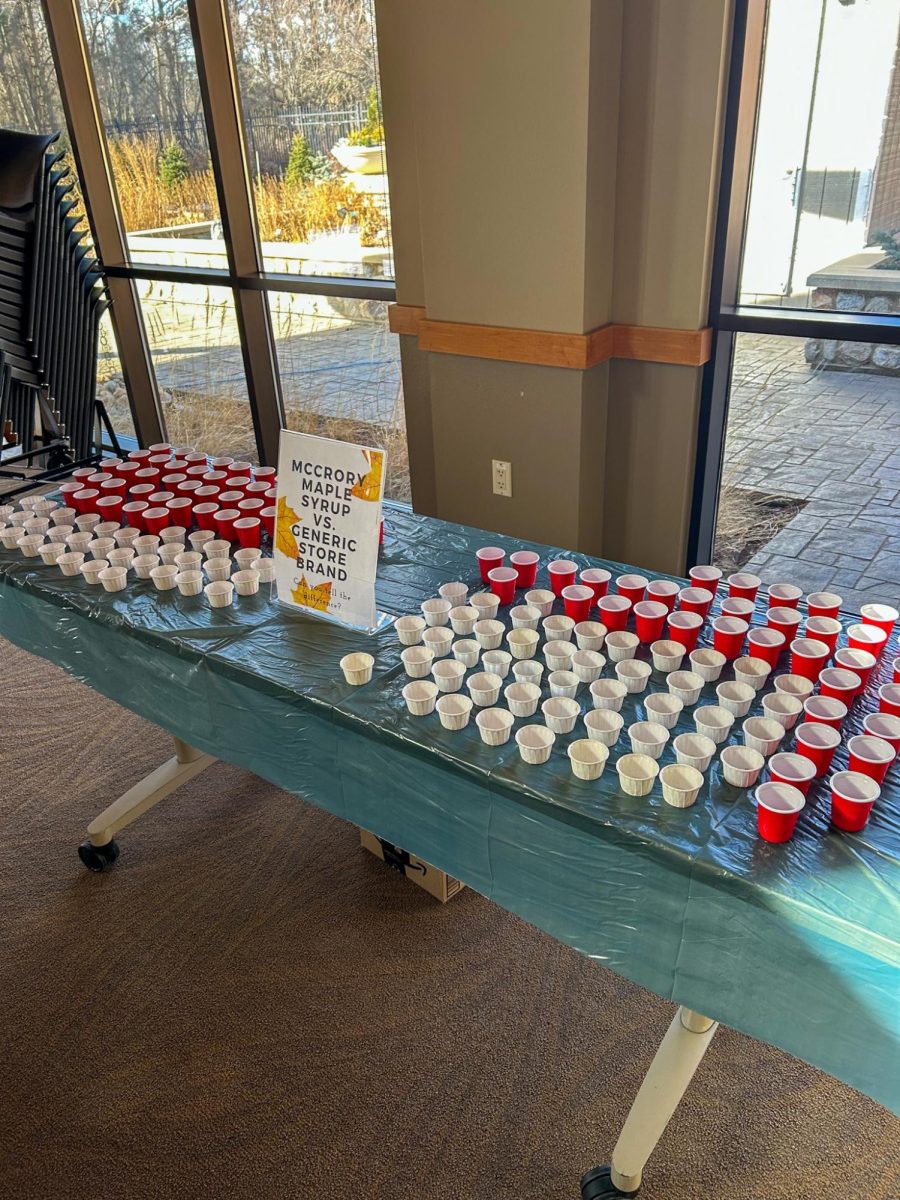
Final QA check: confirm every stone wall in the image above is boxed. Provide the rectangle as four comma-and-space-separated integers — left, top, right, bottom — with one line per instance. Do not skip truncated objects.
804, 252, 900, 374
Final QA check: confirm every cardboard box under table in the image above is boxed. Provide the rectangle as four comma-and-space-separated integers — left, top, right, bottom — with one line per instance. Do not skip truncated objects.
360, 829, 464, 902
0, 500, 896, 1197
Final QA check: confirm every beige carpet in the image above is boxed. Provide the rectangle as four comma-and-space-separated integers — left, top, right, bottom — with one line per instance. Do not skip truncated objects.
0, 639, 897, 1200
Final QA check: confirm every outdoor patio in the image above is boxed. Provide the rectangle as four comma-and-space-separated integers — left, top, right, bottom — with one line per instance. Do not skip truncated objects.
720, 334, 900, 610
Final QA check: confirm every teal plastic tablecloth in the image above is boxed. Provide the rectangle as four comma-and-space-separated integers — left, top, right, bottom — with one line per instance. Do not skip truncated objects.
0, 504, 897, 1113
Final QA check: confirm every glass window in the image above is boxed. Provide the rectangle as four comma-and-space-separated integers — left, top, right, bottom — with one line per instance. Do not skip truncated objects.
95, 311, 137, 444
740, 0, 900, 309
138, 282, 257, 461
270, 293, 407, 500
228, 0, 393, 280
80, 0, 223, 267
714, 332, 899, 612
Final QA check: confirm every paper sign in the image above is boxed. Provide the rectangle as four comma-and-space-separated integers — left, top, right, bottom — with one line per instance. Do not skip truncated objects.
274, 430, 385, 631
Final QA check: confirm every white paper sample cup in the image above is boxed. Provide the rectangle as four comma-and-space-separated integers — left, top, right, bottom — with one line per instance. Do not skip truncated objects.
176, 569, 204, 597
98, 566, 127, 593
92, 521, 120, 540
394, 614, 426, 645
720, 745, 765, 788
672, 732, 716, 772
57, 551, 85, 577
689, 648, 726, 683
435, 693, 473, 731
470, 591, 501, 620
91, 537, 116, 560
548, 670, 579, 698
39, 542, 66, 565
158, 543, 184, 566
482, 650, 512, 679
615, 659, 652, 694
734, 656, 770, 691
476, 707, 514, 746
340, 651, 374, 685
401, 646, 434, 678
174, 550, 203, 572
432, 658, 466, 692
205, 557, 233, 582
204, 539, 231, 560
423, 627, 453, 658
590, 678, 627, 711
516, 724, 555, 765
65, 531, 93, 554
232, 569, 260, 596
106, 547, 135, 571
402, 679, 438, 716
160, 526, 187, 545
762, 692, 803, 730
112, 527, 139, 549
150, 564, 178, 591
742, 715, 785, 757
616, 754, 659, 797
605, 631, 640, 663
189, 529, 216, 552
134, 535, 161, 557
651, 640, 685, 673
715, 680, 756, 718
543, 615, 575, 643
76, 514, 101, 533
773, 673, 815, 700
666, 670, 704, 706
644, 692, 684, 730
659, 763, 704, 808
524, 589, 554, 618
250, 556, 275, 583
541, 696, 580, 734
80, 558, 108, 584
132, 554, 160, 579
512, 659, 544, 687
694, 705, 734, 744
574, 621, 607, 651
0, 528, 22, 549
421, 597, 452, 627
473, 619, 504, 650
568, 739, 609, 780
572, 650, 605, 683
233, 547, 259, 571
507, 628, 539, 660
504, 681, 541, 718
544, 640, 577, 672
439, 581, 468, 607
628, 720, 670, 759
17, 535, 44, 558
449, 605, 479, 636
451, 639, 480, 668
583, 708, 623, 747
510, 604, 541, 631
467, 671, 502, 707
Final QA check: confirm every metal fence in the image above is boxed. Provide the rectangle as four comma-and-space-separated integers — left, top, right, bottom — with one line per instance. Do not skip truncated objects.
103, 103, 366, 176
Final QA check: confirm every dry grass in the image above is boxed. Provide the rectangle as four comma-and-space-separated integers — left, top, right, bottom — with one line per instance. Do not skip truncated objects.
713, 485, 805, 574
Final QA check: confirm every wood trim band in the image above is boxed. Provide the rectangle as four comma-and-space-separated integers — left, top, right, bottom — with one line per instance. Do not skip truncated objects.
388, 304, 712, 368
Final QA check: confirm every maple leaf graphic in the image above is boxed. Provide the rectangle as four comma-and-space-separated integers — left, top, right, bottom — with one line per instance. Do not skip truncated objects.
276, 495, 301, 559
291, 575, 333, 612
350, 450, 384, 503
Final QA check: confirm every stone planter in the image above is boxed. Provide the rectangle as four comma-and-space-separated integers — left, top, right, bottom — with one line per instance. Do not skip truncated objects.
804, 252, 900, 374
331, 140, 387, 175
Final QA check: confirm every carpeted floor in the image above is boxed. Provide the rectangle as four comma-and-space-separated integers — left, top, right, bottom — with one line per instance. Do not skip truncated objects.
0, 639, 897, 1200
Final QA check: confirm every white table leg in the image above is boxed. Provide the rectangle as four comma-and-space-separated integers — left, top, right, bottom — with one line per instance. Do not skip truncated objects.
581, 1006, 718, 1197
78, 737, 216, 871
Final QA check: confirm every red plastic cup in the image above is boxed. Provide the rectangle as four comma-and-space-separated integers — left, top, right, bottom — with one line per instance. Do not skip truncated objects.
177, 480, 204, 500
633, 600, 667, 643
166, 497, 193, 524
580, 568, 611, 601
767, 607, 802, 641
87, 473, 114, 490
489, 566, 518, 604
818, 667, 861, 704
202, 470, 229, 491
161, 473, 187, 490
829, 771, 880, 833
549, 559, 579, 596
862, 713, 900, 758
244, 481, 270, 499
148, 491, 175, 507
510, 551, 539, 589
130, 486, 158, 509
847, 623, 889, 658
186, 464, 210, 480
99, 478, 127, 499
859, 603, 897, 641
100, 458, 123, 475
254, 466, 277, 484
476, 546, 505, 584
210, 456, 234, 470
666, 610, 703, 652
148, 454, 172, 469
488, 566, 518, 605
149, 442, 172, 455
807, 591, 841, 620
767, 583, 802, 609
214, 508, 241, 541
879, 683, 900, 717
238, 497, 265, 516
712, 616, 748, 660
599, 594, 632, 633
646, 580, 679, 612
226, 476, 252, 494
768, 752, 816, 795
184, 452, 208, 467
264, 488, 277, 501
756, 781, 805, 843
805, 616, 841, 656
127, 449, 154, 465
562, 585, 594, 623
260, 505, 276, 537
229, 461, 253, 479
118, 461, 142, 484
727, 572, 760, 602
142, 506, 170, 536
689, 565, 722, 594
847, 735, 894, 785
834, 647, 876, 692
721, 597, 754, 620
122, 501, 149, 532
747, 627, 786, 670
168, 460, 189, 474
59, 481, 83, 502
218, 490, 245, 507
193, 486, 220, 504
72, 488, 100, 516
789, 637, 830, 682
616, 573, 648, 607
72, 467, 96, 483
194, 502, 220, 532
133, 467, 161, 488
678, 586, 714, 619
894, 657, 900, 683
95, 494, 124, 523
234, 516, 261, 549
795, 722, 841, 776
802, 695, 847, 729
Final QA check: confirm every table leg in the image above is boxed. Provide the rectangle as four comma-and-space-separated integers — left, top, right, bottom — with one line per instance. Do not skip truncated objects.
581, 1006, 718, 1197
78, 737, 216, 872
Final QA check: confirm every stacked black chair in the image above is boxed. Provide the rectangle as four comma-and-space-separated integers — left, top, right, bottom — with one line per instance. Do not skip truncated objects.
0, 128, 115, 487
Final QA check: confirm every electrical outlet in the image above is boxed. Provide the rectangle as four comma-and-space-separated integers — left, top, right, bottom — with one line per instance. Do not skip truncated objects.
492, 459, 512, 498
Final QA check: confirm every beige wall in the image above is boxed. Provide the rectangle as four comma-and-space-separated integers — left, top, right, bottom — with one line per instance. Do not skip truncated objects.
376, 0, 733, 574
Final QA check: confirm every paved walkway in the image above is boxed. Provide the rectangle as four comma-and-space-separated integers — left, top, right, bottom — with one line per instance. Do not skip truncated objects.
722, 335, 900, 612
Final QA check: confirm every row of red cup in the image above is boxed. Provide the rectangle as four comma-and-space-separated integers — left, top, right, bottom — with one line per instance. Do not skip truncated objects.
58, 446, 278, 548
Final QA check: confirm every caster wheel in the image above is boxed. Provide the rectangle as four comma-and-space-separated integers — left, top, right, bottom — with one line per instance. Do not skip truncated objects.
581, 1166, 640, 1198
78, 839, 120, 872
